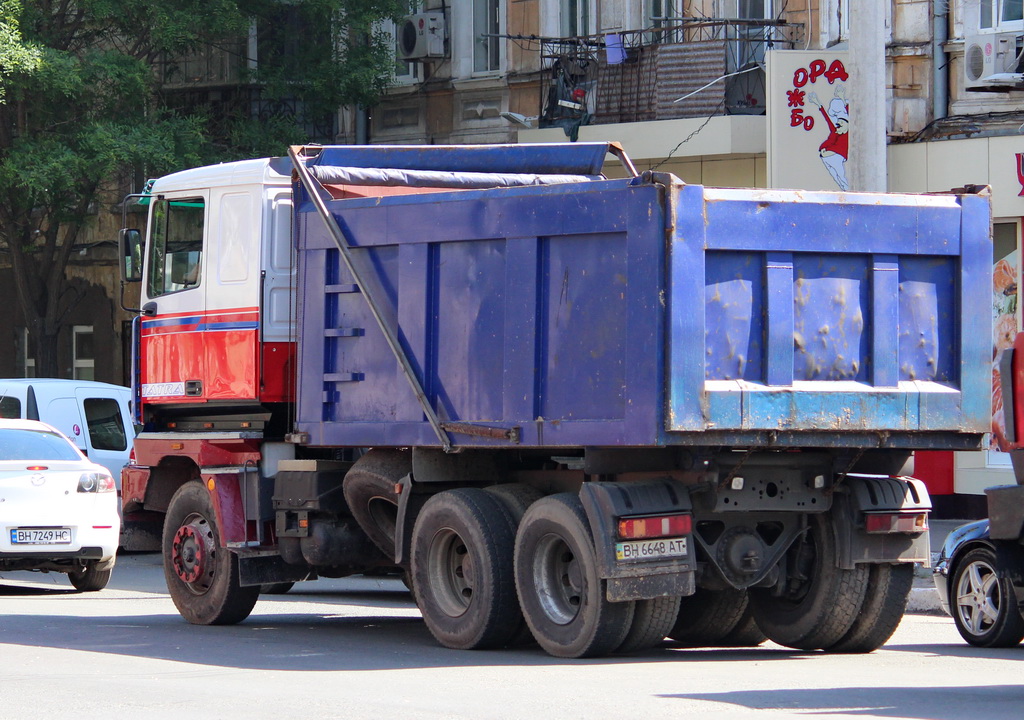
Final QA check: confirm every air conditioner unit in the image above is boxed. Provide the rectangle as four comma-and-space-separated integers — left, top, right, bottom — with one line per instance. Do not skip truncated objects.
963, 32, 1024, 91
399, 12, 446, 61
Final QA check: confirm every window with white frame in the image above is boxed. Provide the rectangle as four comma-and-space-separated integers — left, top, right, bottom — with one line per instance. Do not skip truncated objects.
73, 325, 95, 381
977, 0, 1024, 30
17, 328, 35, 378
473, 0, 502, 74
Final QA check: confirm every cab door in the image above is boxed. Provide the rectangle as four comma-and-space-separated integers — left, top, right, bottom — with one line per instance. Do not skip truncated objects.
138, 194, 208, 405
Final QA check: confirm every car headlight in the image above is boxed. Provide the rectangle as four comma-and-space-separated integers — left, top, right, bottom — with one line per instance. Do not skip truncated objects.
78, 471, 116, 493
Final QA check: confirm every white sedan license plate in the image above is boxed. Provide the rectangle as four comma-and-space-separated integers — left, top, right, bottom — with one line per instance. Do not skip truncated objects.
616, 537, 687, 562
10, 527, 72, 545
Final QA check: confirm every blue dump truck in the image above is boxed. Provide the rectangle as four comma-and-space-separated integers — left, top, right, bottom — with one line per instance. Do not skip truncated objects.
120, 142, 990, 658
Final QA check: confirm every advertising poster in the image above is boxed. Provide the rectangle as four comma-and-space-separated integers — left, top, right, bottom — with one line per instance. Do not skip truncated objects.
767, 50, 851, 191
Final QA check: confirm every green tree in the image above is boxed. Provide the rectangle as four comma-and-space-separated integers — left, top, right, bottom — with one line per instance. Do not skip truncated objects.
0, 0, 405, 376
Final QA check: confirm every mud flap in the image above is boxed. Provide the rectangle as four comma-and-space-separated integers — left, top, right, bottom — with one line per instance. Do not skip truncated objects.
579, 479, 695, 602
833, 475, 931, 569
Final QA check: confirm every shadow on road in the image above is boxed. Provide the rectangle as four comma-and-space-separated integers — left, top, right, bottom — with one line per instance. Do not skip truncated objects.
663, 684, 1024, 719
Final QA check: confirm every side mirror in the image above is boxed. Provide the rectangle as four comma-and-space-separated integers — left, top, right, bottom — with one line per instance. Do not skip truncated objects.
119, 228, 143, 283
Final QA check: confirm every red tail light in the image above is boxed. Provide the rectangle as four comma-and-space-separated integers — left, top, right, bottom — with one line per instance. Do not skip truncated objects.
864, 512, 928, 534
26, 466, 48, 471
618, 514, 692, 540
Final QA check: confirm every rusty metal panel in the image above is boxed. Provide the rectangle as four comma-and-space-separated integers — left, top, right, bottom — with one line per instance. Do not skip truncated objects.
656, 41, 727, 120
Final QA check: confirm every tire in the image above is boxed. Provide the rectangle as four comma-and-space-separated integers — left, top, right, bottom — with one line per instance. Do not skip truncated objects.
950, 547, 1024, 648
748, 513, 869, 650
484, 484, 546, 647
68, 562, 112, 592
617, 596, 681, 654
484, 483, 544, 523
514, 493, 635, 658
163, 481, 260, 625
411, 488, 522, 650
828, 563, 914, 653
719, 606, 767, 647
668, 587, 748, 646
343, 449, 412, 561
260, 582, 295, 595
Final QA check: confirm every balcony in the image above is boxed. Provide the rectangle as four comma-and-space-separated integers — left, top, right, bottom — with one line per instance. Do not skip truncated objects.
533, 19, 800, 135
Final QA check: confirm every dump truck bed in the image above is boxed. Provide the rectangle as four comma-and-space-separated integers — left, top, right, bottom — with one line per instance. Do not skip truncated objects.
291, 145, 990, 450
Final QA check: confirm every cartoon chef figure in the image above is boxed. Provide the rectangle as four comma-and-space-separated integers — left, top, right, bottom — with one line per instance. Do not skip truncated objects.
807, 89, 849, 191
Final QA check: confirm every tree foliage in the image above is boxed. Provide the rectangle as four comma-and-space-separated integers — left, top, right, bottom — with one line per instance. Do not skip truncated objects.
0, 0, 406, 376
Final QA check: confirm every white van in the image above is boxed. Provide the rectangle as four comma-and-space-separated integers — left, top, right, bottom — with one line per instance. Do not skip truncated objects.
0, 379, 134, 485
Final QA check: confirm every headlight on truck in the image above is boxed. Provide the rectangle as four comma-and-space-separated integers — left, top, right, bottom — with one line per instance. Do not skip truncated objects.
78, 471, 116, 493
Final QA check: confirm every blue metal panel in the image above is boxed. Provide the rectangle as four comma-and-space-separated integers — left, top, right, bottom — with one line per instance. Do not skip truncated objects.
668, 184, 708, 431
705, 251, 765, 382
307, 143, 611, 177
433, 239, 507, 422
667, 184, 988, 436
502, 238, 540, 421
959, 193, 994, 431
702, 190, 963, 256
872, 256, 900, 387
295, 178, 667, 448
292, 146, 989, 448
898, 257, 956, 383
792, 254, 870, 382
764, 253, 793, 386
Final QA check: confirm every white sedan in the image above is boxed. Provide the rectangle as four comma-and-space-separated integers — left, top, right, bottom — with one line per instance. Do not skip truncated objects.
0, 418, 120, 591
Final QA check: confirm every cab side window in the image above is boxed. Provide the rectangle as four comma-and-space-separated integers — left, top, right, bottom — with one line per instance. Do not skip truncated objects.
147, 196, 205, 297
83, 398, 128, 452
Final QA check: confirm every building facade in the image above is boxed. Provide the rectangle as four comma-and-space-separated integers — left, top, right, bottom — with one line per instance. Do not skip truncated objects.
6, 1, 1020, 516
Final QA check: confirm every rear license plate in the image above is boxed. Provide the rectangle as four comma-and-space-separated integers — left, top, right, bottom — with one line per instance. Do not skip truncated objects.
616, 537, 688, 562
10, 527, 72, 545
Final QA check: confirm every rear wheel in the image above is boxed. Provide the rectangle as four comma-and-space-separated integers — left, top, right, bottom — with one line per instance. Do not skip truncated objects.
617, 596, 680, 654
828, 563, 914, 653
951, 547, 1024, 648
719, 606, 767, 647
514, 493, 635, 658
163, 481, 259, 625
411, 489, 521, 650
68, 561, 112, 592
749, 513, 868, 650
668, 587, 748, 646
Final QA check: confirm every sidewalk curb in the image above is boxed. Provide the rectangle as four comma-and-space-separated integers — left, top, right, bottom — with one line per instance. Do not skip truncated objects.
906, 585, 943, 615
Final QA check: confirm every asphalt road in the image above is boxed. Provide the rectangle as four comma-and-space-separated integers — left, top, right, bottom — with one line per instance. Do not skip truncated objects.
0, 551, 1020, 720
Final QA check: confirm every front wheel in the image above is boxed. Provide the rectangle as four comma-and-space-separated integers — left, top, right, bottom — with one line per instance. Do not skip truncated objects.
163, 481, 259, 625
951, 547, 1024, 648
68, 561, 112, 592
514, 493, 635, 658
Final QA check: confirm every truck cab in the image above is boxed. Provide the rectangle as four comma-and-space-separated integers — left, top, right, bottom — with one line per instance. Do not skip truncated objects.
128, 157, 296, 426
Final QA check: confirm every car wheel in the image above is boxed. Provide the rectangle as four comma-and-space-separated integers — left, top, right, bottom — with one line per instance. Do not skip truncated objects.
68, 561, 112, 592
163, 481, 259, 625
951, 547, 1024, 648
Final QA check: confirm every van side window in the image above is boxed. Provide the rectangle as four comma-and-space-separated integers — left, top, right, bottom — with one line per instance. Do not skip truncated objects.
147, 196, 205, 297
0, 397, 20, 418
83, 398, 128, 451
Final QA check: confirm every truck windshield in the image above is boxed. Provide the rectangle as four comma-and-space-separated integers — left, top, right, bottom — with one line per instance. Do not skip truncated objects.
147, 197, 205, 297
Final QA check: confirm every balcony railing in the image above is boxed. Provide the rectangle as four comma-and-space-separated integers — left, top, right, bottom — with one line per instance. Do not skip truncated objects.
536, 19, 800, 135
